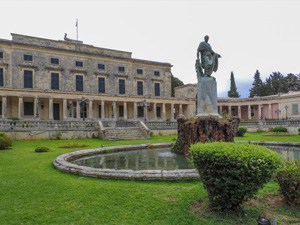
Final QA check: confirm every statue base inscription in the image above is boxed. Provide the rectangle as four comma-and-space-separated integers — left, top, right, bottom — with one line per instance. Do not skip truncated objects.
196, 76, 220, 117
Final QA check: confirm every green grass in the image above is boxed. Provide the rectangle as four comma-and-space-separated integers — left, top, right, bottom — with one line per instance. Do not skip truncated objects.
0, 134, 299, 224
235, 131, 300, 143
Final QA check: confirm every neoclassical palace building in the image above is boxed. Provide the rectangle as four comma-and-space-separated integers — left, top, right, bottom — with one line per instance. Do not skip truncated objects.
175, 84, 300, 120
0, 34, 195, 122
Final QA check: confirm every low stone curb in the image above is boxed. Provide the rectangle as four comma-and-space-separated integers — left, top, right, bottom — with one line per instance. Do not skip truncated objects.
53, 143, 200, 181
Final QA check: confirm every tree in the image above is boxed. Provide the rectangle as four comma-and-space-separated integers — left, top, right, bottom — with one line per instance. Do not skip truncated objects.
171, 75, 184, 97
285, 73, 300, 91
269, 72, 288, 94
249, 70, 264, 97
227, 71, 240, 98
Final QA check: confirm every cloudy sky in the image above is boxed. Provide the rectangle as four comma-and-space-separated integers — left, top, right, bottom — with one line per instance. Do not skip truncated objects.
1, 0, 300, 97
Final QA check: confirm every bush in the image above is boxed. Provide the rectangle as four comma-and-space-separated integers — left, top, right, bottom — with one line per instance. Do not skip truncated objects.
277, 161, 300, 206
0, 132, 12, 150
190, 142, 282, 212
298, 127, 300, 135
34, 147, 50, 153
272, 126, 288, 133
236, 126, 247, 137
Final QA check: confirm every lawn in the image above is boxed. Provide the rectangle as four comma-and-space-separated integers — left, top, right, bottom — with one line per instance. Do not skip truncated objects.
235, 131, 300, 143
0, 134, 299, 225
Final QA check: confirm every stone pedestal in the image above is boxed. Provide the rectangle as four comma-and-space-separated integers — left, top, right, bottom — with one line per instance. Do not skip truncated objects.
197, 76, 219, 117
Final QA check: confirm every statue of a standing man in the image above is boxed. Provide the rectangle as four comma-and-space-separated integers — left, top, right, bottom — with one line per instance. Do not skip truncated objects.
196, 35, 221, 79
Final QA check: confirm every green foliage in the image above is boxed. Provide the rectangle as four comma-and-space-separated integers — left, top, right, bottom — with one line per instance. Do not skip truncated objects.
34, 146, 50, 153
277, 161, 300, 206
171, 75, 184, 97
190, 142, 282, 211
0, 132, 12, 150
272, 126, 288, 133
236, 126, 247, 137
249, 70, 264, 97
227, 71, 240, 98
298, 127, 300, 135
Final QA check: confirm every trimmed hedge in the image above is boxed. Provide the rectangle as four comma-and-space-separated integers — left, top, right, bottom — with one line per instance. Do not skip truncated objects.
190, 142, 282, 211
34, 147, 50, 153
272, 126, 288, 133
236, 126, 247, 137
277, 161, 300, 206
0, 132, 12, 150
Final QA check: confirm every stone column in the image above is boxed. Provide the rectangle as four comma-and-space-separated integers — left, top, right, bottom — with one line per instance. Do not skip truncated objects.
63, 99, 67, 120
133, 102, 137, 119
89, 100, 93, 119
228, 105, 232, 116
144, 104, 147, 121
162, 103, 166, 120
268, 104, 272, 119
238, 105, 241, 118
123, 102, 127, 119
179, 104, 183, 115
112, 101, 116, 119
18, 96, 23, 119
258, 104, 262, 120
34, 97, 38, 118
49, 98, 53, 120
219, 105, 223, 115
76, 100, 80, 119
171, 103, 174, 120
2, 96, 7, 119
248, 105, 251, 120
101, 100, 105, 119
153, 103, 157, 120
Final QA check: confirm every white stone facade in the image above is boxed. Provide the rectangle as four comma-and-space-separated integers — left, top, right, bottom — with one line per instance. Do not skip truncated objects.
0, 34, 195, 121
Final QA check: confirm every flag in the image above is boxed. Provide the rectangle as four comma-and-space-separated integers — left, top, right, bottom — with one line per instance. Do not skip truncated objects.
76, 19, 78, 28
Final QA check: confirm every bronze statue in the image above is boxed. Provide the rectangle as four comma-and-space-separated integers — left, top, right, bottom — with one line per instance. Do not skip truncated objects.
196, 35, 221, 78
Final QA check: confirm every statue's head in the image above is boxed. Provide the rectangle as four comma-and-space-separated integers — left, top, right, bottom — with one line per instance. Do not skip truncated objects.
204, 35, 209, 42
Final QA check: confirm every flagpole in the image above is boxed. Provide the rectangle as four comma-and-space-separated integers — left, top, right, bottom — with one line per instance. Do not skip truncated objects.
76, 18, 78, 40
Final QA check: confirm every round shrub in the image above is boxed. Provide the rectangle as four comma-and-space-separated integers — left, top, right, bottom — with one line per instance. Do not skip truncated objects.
272, 126, 288, 133
298, 127, 300, 135
277, 161, 300, 206
0, 132, 12, 150
190, 142, 282, 212
34, 147, 50, 153
236, 126, 247, 137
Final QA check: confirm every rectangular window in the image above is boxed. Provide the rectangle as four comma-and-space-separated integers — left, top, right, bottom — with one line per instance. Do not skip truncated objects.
119, 79, 125, 94
24, 54, 33, 61
76, 75, 83, 91
118, 66, 125, 73
137, 81, 143, 96
0, 101, 2, 115
0, 68, 3, 87
98, 77, 105, 93
98, 64, 105, 70
24, 102, 34, 116
119, 105, 124, 117
51, 73, 59, 90
0, 52, 3, 59
156, 107, 161, 118
292, 104, 299, 115
137, 69, 143, 75
24, 70, 33, 88
154, 83, 160, 96
51, 58, 59, 65
154, 71, 160, 76
137, 106, 144, 118
76, 61, 83, 67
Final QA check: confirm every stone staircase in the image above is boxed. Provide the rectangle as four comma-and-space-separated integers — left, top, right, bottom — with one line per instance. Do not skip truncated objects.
99, 120, 150, 140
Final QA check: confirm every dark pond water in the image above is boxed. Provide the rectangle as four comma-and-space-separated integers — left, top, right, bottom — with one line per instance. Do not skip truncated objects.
71, 145, 300, 170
